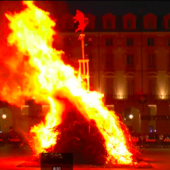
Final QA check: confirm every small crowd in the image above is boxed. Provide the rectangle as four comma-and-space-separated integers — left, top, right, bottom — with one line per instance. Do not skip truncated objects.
0, 130, 23, 146
130, 132, 170, 148
1, 130, 170, 148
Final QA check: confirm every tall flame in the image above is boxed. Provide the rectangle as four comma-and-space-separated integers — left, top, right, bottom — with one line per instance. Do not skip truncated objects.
3, 1, 133, 164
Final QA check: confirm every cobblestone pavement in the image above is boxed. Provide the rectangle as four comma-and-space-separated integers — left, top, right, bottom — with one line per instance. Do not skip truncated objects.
0, 145, 170, 170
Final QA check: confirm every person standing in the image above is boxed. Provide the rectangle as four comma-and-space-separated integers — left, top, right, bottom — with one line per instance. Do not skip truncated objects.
140, 134, 144, 147
164, 135, 169, 147
159, 134, 164, 148
145, 134, 149, 147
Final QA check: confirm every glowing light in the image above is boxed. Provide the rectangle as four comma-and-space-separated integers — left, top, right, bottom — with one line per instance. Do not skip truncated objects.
129, 114, 133, 119
160, 95, 165, 99
2, 114, 7, 119
118, 95, 123, 99
3, 1, 134, 164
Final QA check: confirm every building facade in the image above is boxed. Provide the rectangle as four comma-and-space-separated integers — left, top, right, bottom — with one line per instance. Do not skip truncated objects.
54, 12, 170, 134
1, 12, 170, 135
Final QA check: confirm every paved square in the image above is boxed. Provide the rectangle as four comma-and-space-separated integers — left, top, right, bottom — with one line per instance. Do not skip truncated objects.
0, 146, 170, 170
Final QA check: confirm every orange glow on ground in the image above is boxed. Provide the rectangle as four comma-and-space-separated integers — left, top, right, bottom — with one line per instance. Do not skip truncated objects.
3, 1, 134, 165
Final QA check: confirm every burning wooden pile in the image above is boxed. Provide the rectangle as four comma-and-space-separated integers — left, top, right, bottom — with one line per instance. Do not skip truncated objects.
21, 97, 150, 168
45, 97, 108, 165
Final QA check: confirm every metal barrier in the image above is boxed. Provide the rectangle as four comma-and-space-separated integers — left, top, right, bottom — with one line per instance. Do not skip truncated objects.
8, 138, 20, 142
131, 137, 170, 148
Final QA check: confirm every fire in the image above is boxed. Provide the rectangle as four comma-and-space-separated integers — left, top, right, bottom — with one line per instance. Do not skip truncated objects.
3, 1, 134, 164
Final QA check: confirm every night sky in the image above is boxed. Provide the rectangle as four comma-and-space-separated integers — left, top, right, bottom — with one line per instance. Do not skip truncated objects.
66, 1, 170, 16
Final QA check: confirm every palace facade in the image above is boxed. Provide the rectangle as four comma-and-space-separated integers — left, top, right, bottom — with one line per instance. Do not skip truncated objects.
1, 12, 170, 135
54, 12, 170, 134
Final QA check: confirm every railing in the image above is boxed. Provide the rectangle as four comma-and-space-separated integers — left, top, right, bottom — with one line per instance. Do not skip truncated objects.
8, 138, 20, 142
131, 137, 170, 148
0, 138, 21, 147
141, 115, 170, 121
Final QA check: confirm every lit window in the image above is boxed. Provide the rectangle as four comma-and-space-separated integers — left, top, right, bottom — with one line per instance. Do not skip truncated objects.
147, 38, 154, 46
127, 19, 132, 28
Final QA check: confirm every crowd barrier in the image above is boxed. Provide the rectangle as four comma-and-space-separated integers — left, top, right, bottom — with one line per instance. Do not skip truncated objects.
0, 137, 21, 146
131, 137, 170, 148
0, 136, 170, 148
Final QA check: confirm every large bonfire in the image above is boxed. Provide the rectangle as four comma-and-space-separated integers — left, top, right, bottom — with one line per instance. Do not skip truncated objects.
1, 1, 136, 165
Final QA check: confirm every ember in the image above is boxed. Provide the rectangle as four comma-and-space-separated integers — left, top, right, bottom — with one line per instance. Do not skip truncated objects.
1, 0, 139, 166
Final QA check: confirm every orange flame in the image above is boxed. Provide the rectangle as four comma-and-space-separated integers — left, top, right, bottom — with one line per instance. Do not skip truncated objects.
4, 1, 133, 164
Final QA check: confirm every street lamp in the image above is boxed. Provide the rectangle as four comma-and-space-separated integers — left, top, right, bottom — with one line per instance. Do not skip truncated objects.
129, 114, 133, 119
2, 114, 7, 119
